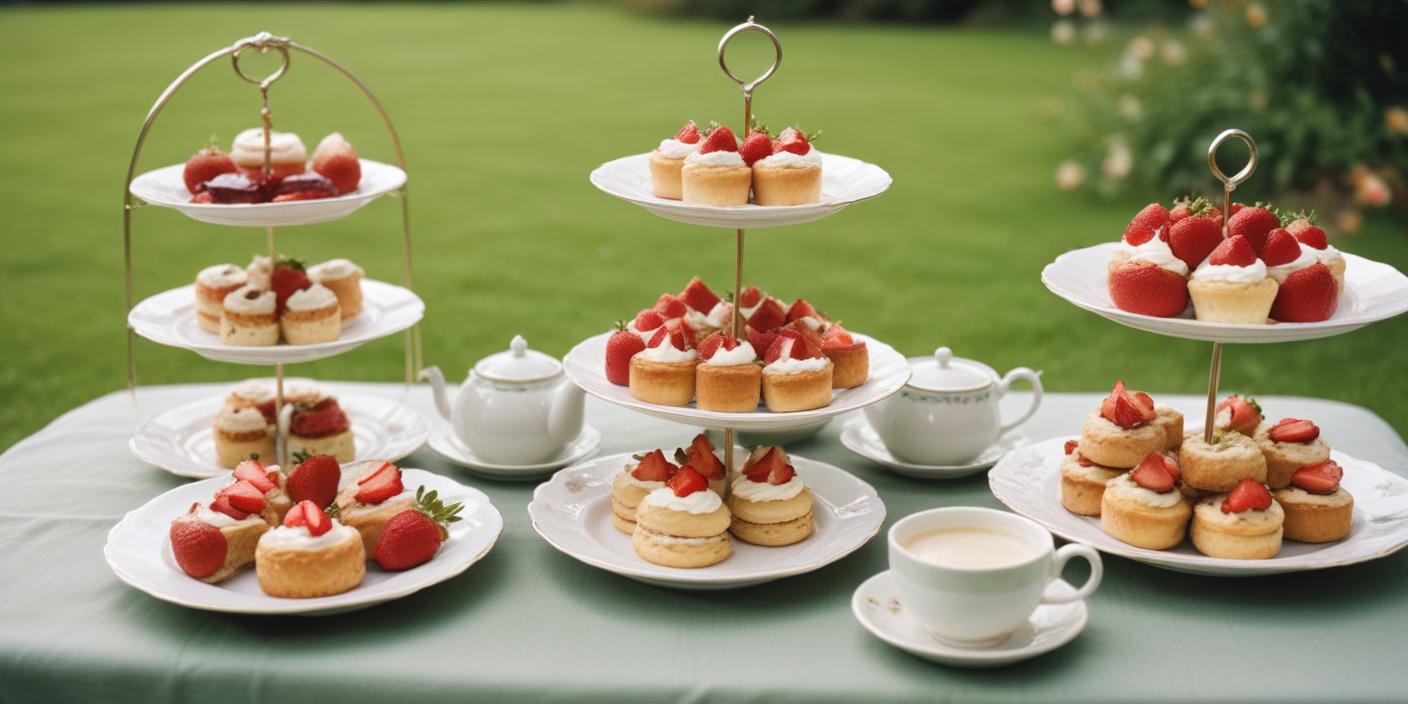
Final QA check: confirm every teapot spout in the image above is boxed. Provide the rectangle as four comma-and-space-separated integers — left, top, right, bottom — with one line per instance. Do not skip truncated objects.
418, 366, 453, 422
547, 379, 586, 444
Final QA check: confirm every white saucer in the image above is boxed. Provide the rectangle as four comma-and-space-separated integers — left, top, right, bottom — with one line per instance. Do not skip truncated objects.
840, 418, 1027, 479
426, 423, 601, 480
851, 571, 1087, 668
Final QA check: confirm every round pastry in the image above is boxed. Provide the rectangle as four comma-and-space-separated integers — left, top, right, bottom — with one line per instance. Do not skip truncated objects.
1187, 236, 1278, 324
649, 121, 701, 200
214, 406, 275, 468
333, 461, 415, 554
255, 501, 365, 598
610, 450, 677, 535
1058, 440, 1123, 517
680, 126, 749, 206
632, 468, 732, 568
231, 127, 308, 180
195, 264, 248, 334
1190, 479, 1284, 559
220, 285, 279, 346
726, 447, 813, 546
1255, 418, 1331, 489
286, 397, 355, 463
750, 129, 822, 206
1213, 395, 1264, 438
308, 259, 364, 320
629, 329, 698, 407
694, 334, 760, 412
820, 324, 868, 389
280, 283, 342, 345
1153, 404, 1185, 452
1265, 233, 1339, 323
1079, 412, 1163, 469
170, 502, 270, 583
1179, 430, 1267, 492
760, 330, 833, 412
1274, 460, 1353, 543
1099, 454, 1191, 550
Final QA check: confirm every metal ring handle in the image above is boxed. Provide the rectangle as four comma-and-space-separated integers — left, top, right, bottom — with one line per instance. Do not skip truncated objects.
717, 16, 782, 94
231, 32, 290, 88
1207, 128, 1257, 192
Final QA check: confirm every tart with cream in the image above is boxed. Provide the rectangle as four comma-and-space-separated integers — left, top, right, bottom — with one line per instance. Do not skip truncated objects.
286, 397, 355, 463
632, 466, 732, 568
1274, 460, 1353, 543
220, 285, 279, 346
1188, 235, 1278, 324
195, 264, 248, 334
750, 127, 822, 206
694, 332, 760, 412
169, 498, 270, 583
1190, 478, 1284, 559
611, 449, 678, 535
1100, 452, 1191, 550
334, 461, 414, 554
213, 406, 276, 468
307, 258, 364, 320
255, 500, 365, 598
281, 283, 342, 345
629, 327, 698, 407
1078, 380, 1164, 469
761, 329, 833, 412
1262, 229, 1339, 323
1059, 440, 1124, 517
821, 323, 868, 389
1255, 418, 1330, 489
1179, 428, 1267, 493
649, 120, 703, 200
681, 125, 750, 206
727, 446, 813, 546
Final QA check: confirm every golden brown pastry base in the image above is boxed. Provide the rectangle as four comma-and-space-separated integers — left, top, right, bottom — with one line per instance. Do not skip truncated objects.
255, 533, 366, 598
1154, 405, 1184, 452
1179, 431, 1267, 492
631, 526, 732, 568
1188, 277, 1278, 324
1079, 412, 1164, 469
1059, 457, 1122, 517
1275, 489, 1353, 543
287, 429, 355, 464
1255, 430, 1331, 489
281, 306, 341, 345
318, 274, 363, 320
629, 358, 697, 407
761, 366, 833, 412
681, 163, 750, 206
825, 343, 869, 389
335, 488, 415, 555
220, 311, 279, 346
695, 363, 762, 412
751, 164, 821, 205
1190, 517, 1282, 559
1100, 490, 1191, 550
649, 151, 684, 200
214, 427, 276, 468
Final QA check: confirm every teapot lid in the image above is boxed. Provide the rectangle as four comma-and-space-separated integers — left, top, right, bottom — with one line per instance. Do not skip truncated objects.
473, 335, 562, 383
908, 347, 994, 393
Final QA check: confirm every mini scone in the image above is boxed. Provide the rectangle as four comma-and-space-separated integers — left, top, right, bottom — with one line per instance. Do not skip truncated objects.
611, 449, 678, 535
820, 323, 869, 389
632, 466, 732, 568
676, 433, 728, 497
1256, 418, 1331, 489
230, 127, 308, 180
280, 283, 341, 345
680, 125, 750, 206
232, 458, 294, 524
256, 500, 365, 598
213, 406, 276, 468
1078, 380, 1163, 468
1274, 460, 1353, 543
1179, 429, 1268, 492
694, 332, 761, 412
194, 264, 248, 334
1191, 478, 1284, 559
1262, 229, 1340, 323
629, 327, 698, 407
727, 446, 813, 546
1285, 214, 1345, 291
334, 461, 415, 554
1059, 440, 1124, 517
1100, 452, 1192, 550
761, 329, 833, 413
169, 501, 270, 583
307, 258, 364, 320
1187, 235, 1278, 324
750, 127, 822, 206
1107, 205, 1190, 318
286, 397, 355, 463
1152, 405, 1185, 452
220, 285, 279, 346
649, 120, 702, 200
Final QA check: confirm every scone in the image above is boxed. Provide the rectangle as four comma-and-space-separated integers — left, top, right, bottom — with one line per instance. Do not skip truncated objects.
334, 461, 415, 554
231, 127, 307, 180
611, 449, 678, 535
727, 446, 813, 546
213, 406, 276, 468
694, 333, 761, 412
629, 327, 698, 407
256, 500, 365, 598
286, 397, 355, 462
761, 329, 833, 412
649, 120, 702, 200
169, 502, 270, 583
680, 125, 750, 206
1255, 418, 1330, 489
1187, 235, 1278, 323
280, 283, 342, 345
1059, 440, 1124, 517
1100, 453, 1191, 550
632, 467, 732, 568
220, 285, 279, 346
308, 258, 364, 320
1179, 430, 1267, 492
821, 324, 869, 389
1274, 460, 1353, 543
1190, 478, 1284, 559
1077, 380, 1163, 468
194, 264, 247, 334
750, 128, 822, 206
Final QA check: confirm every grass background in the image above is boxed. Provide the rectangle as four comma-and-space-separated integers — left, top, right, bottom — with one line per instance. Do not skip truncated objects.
1, 3, 1404, 451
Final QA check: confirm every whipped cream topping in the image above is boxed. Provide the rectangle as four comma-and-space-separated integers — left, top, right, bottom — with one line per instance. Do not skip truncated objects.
683, 308, 711, 331
731, 475, 805, 502
685, 150, 745, 168
764, 356, 830, 374
259, 521, 359, 550
626, 321, 661, 342
704, 340, 757, 366
739, 297, 764, 320
1265, 247, 1319, 284
1116, 235, 1189, 276
1195, 495, 1284, 528
1105, 473, 1184, 508
656, 138, 700, 160
705, 301, 733, 329
638, 339, 697, 363
1062, 456, 1122, 482
231, 128, 307, 167
197, 264, 248, 289
285, 283, 339, 312
643, 486, 722, 514
193, 504, 266, 529
620, 467, 667, 491
246, 255, 272, 289
1304, 243, 1343, 266
216, 406, 271, 433
1273, 486, 1350, 507
223, 285, 275, 315
1192, 258, 1270, 284
228, 380, 275, 405
309, 258, 363, 281
797, 316, 825, 332
284, 383, 322, 405
755, 149, 822, 169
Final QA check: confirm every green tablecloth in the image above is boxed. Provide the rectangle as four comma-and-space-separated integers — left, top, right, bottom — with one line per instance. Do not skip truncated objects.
2, 383, 1406, 703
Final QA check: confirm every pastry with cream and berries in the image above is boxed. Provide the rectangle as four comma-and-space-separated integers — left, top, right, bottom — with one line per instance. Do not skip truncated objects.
280, 283, 342, 345
1190, 478, 1284, 559
1274, 460, 1353, 543
751, 127, 823, 206
1255, 418, 1331, 489
821, 323, 868, 390
1100, 452, 1192, 550
727, 446, 814, 546
1108, 203, 1190, 317
1188, 235, 1278, 323
611, 449, 679, 535
629, 327, 698, 407
231, 128, 308, 182
220, 285, 279, 346
633, 466, 732, 568
230, 458, 294, 524
681, 125, 750, 206
311, 133, 362, 195
225, 379, 278, 417
679, 277, 733, 341
675, 433, 728, 496
307, 258, 364, 320
334, 461, 415, 554
255, 500, 365, 598
1262, 229, 1339, 323
213, 406, 276, 468
1284, 212, 1345, 291
1078, 381, 1164, 468
650, 120, 703, 200
285, 398, 355, 463
194, 264, 248, 334
694, 332, 761, 412
169, 495, 271, 583
761, 328, 834, 412
1179, 427, 1267, 493
626, 307, 667, 343
1059, 440, 1124, 517
372, 487, 463, 571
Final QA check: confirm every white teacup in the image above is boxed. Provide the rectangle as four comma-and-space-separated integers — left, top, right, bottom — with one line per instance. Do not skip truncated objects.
887, 507, 1102, 646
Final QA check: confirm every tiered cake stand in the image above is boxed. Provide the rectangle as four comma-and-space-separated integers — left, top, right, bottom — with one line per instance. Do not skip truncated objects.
122, 32, 426, 472
994, 129, 1408, 575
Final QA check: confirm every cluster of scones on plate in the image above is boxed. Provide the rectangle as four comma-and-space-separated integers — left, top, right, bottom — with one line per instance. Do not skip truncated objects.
168, 455, 463, 597
1107, 198, 1344, 323
1060, 381, 1353, 559
603, 277, 869, 412
212, 380, 356, 467
195, 254, 364, 346
182, 129, 362, 204
649, 120, 823, 206
611, 434, 814, 568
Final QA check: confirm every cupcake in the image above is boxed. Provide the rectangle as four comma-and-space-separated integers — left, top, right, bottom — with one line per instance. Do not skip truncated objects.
760, 329, 833, 413
230, 128, 308, 181
280, 283, 342, 345
750, 128, 823, 206
649, 120, 702, 200
694, 332, 760, 412
255, 500, 365, 598
194, 264, 247, 334
1187, 235, 1278, 324
681, 125, 750, 206
220, 285, 279, 346
308, 258, 364, 320
629, 327, 698, 407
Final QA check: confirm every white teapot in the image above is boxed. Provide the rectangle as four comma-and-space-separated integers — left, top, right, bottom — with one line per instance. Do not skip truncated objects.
420, 335, 586, 466
864, 347, 1042, 466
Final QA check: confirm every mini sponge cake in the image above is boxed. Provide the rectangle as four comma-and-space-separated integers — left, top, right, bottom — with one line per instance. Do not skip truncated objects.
1255, 418, 1331, 489
1274, 460, 1353, 543
1179, 430, 1267, 493
1078, 380, 1167, 468
1059, 440, 1124, 517
726, 446, 813, 547
1190, 480, 1283, 560
632, 467, 731, 568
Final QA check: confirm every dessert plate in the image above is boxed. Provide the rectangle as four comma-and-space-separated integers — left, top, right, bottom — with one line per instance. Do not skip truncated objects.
128, 279, 423, 365
840, 418, 1028, 479
989, 436, 1408, 576
589, 152, 891, 229
129, 392, 429, 479
852, 572, 1087, 668
426, 422, 601, 481
562, 331, 909, 432
529, 450, 886, 589
104, 468, 502, 615
129, 159, 407, 228
1041, 243, 1408, 343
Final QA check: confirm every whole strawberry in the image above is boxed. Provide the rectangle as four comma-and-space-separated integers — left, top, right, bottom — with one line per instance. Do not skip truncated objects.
373, 486, 464, 571
169, 518, 228, 579
740, 130, 773, 166
286, 453, 341, 508
269, 257, 311, 314
1227, 204, 1280, 255
311, 132, 361, 194
605, 321, 645, 386
183, 137, 238, 194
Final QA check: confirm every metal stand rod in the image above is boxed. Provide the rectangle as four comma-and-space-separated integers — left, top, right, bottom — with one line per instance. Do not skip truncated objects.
275, 362, 286, 467
1203, 343, 1222, 443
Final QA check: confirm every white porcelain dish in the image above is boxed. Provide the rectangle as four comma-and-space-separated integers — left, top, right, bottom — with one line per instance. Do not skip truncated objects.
840, 418, 1027, 479
426, 422, 601, 480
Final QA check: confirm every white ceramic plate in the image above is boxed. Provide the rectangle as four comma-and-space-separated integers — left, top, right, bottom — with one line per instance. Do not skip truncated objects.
426, 422, 601, 481
852, 572, 1087, 668
128, 279, 423, 365
588, 152, 891, 229
1041, 243, 1408, 343
129, 159, 406, 228
529, 451, 886, 589
104, 469, 502, 615
562, 331, 909, 432
989, 436, 1408, 576
840, 418, 1028, 479
129, 392, 429, 479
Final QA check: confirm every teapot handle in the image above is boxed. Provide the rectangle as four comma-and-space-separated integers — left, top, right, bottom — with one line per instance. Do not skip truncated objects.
997, 368, 1043, 435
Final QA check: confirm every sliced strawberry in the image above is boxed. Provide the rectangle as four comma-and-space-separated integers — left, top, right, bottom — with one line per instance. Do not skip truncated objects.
632, 308, 664, 333
1099, 380, 1151, 429
210, 494, 250, 520
1167, 215, 1223, 269
654, 293, 687, 319
631, 449, 678, 482
1207, 235, 1257, 267
674, 120, 701, 144
1289, 460, 1343, 495
698, 125, 738, 154
647, 325, 689, 352
786, 298, 821, 323
767, 460, 796, 485
286, 454, 341, 508
684, 434, 724, 480
1108, 261, 1188, 318
1131, 391, 1157, 422
217, 480, 267, 514
740, 130, 773, 166
1267, 418, 1320, 444
283, 501, 307, 527
821, 323, 857, 351
680, 277, 721, 313
746, 326, 778, 358
1221, 477, 1273, 514
1260, 228, 1301, 267
1217, 395, 1263, 436
170, 518, 228, 578
667, 465, 709, 497
302, 501, 333, 537
605, 324, 646, 386
697, 331, 742, 361
746, 297, 787, 332
763, 334, 795, 363
1064, 439, 1079, 455
1271, 263, 1338, 322
737, 286, 763, 309
1130, 452, 1176, 493
742, 446, 788, 483
775, 127, 811, 155
1228, 206, 1280, 254
233, 459, 276, 493
1123, 203, 1169, 246
355, 461, 404, 504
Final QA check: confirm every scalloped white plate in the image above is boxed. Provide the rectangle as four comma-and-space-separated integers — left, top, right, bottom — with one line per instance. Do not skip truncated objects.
128, 279, 423, 365
989, 436, 1408, 576
589, 152, 891, 229
529, 451, 885, 589
129, 159, 406, 228
840, 418, 1028, 479
426, 422, 601, 481
562, 331, 909, 432
1041, 243, 1408, 343
104, 469, 502, 615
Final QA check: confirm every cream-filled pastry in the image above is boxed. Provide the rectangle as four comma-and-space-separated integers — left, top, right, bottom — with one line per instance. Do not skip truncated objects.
1078, 380, 1163, 468
256, 500, 365, 598
1188, 235, 1278, 324
333, 461, 415, 554
674, 434, 727, 497
169, 501, 270, 583
611, 449, 679, 535
214, 406, 276, 468
231, 458, 293, 524
1059, 440, 1124, 517
280, 283, 341, 345
1191, 478, 1283, 559
694, 332, 760, 412
286, 397, 355, 463
1255, 418, 1330, 489
760, 329, 833, 412
1179, 429, 1267, 493
1274, 460, 1352, 543
230, 128, 308, 180
681, 125, 750, 206
750, 127, 822, 206
632, 466, 732, 568
649, 120, 703, 200
629, 327, 698, 407
727, 446, 813, 547
220, 285, 279, 346
820, 323, 868, 390
1100, 452, 1191, 550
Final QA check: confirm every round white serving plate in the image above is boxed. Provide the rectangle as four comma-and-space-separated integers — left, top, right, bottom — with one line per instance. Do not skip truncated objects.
839, 418, 1028, 480
128, 279, 423, 365
129, 159, 406, 228
105, 469, 502, 615
1041, 242, 1408, 343
426, 422, 601, 481
588, 152, 891, 229
562, 331, 909, 432
989, 436, 1408, 576
130, 392, 429, 479
529, 451, 885, 589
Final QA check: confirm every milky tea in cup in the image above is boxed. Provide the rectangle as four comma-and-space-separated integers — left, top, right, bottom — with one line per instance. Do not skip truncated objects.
902, 526, 1040, 569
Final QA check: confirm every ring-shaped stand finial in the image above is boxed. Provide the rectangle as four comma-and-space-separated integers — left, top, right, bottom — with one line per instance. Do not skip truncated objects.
231, 32, 291, 89
1207, 128, 1257, 192
717, 16, 782, 95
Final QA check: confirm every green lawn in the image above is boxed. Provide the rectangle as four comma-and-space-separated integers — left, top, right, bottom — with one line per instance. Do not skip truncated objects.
1, 3, 1405, 451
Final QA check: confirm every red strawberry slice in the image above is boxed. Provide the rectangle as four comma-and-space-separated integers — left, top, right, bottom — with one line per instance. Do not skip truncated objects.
1227, 206, 1280, 254
775, 127, 811, 155
786, 298, 821, 323
766, 460, 796, 485
170, 518, 228, 578
680, 277, 721, 313
183, 142, 238, 194
632, 309, 664, 333
303, 501, 333, 536
1221, 477, 1273, 514
1099, 380, 1151, 429
746, 326, 777, 358
684, 434, 724, 479
283, 501, 306, 527
355, 461, 404, 504
1208, 235, 1257, 267
1167, 215, 1223, 269
763, 334, 795, 363
667, 465, 709, 497
1271, 263, 1338, 322
786, 319, 825, 349
1108, 261, 1188, 317
647, 325, 689, 352
654, 293, 687, 319
605, 324, 646, 386
631, 449, 678, 482
291, 398, 351, 439
217, 480, 267, 514
743, 446, 788, 483
1217, 395, 1262, 436
210, 494, 250, 520
746, 297, 787, 332
1131, 391, 1157, 423
233, 459, 276, 493
674, 120, 701, 144
697, 332, 742, 361
1123, 203, 1169, 246
737, 286, 763, 309
698, 125, 738, 154
821, 323, 857, 351
740, 130, 773, 166
1064, 440, 1079, 456
311, 133, 361, 194
1290, 460, 1343, 495
286, 454, 341, 508
1130, 452, 1176, 493
1260, 228, 1301, 267
1268, 418, 1320, 444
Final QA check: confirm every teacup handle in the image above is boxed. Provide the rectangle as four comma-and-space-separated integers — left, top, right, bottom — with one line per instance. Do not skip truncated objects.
1041, 543, 1102, 605
997, 368, 1043, 435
